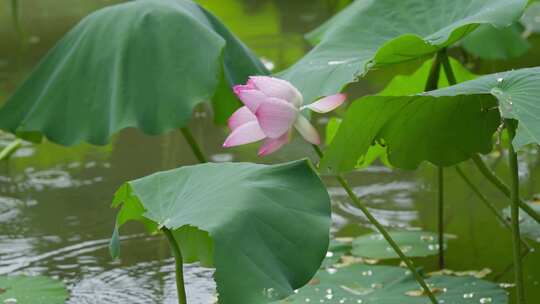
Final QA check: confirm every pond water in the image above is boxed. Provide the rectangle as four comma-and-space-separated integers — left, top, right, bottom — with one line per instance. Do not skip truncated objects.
0, 0, 540, 303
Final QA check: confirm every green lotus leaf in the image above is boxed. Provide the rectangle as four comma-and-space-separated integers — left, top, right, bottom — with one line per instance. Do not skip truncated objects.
521, 2, 540, 34
503, 200, 540, 242
278, 264, 507, 304
462, 24, 530, 60
352, 231, 448, 260
110, 159, 331, 304
280, 0, 526, 102
378, 57, 477, 97
325, 117, 391, 169
322, 66, 540, 172
0, 0, 267, 146
0, 275, 68, 304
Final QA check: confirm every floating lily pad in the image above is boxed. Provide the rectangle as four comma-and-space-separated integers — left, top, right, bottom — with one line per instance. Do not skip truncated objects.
322, 66, 540, 172
278, 264, 507, 303
503, 200, 540, 242
351, 231, 447, 260
281, 0, 526, 101
0, 0, 266, 145
0, 275, 68, 304
111, 160, 331, 304
429, 268, 493, 279
321, 251, 346, 269
321, 239, 353, 269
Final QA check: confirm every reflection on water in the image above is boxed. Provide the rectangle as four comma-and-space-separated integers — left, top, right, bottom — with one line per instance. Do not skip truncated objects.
0, 0, 540, 303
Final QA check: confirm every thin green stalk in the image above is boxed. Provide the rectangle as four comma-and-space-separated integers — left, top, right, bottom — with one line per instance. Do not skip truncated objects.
180, 127, 207, 163
10, 0, 23, 39
162, 228, 188, 304
312, 145, 438, 304
454, 166, 531, 252
427, 50, 446, 270
506, 120, 525, 304
443, 49, 527, 297
493, 247, 530, 282
162, 128, 205, 304
440, 50, 457, 85
437, 167, 445, 269
10, 0, 27, 71
471, 154, 540, 224
0, 139, 22, 161
424, 51, 443, 92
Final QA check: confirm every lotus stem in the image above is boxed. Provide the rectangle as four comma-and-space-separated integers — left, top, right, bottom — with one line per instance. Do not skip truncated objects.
428, 50, 447, 270
10, 0, 23, 40
312, 145, 438, 304
440, 49, 457, 85
493, 247, 531, 282
180, 127, 207, 163
437, 167, 445, 269
471, 154, 540, 224
162, 228, 188, 304
505, 120, 525, 304
0, 139, 22, 161
454, 165, 531, 252
424, 50, 443, 92
10, 0, 27, 71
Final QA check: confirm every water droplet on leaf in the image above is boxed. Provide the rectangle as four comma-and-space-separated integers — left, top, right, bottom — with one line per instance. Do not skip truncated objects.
463, 292, 475, 299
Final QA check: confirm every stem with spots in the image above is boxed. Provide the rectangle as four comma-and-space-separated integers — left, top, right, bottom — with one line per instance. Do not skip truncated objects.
312, 145, 438, 304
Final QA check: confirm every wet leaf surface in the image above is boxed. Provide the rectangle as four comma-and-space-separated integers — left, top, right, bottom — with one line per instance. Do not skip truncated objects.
278, 264, 507, 303
351, 231, 448, 260
0, 275, 68, 304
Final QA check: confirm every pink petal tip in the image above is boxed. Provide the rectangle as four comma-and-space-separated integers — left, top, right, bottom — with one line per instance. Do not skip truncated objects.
303, 93, 347, 113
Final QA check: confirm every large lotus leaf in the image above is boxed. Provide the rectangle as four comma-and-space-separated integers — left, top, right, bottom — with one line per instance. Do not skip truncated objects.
325, 117, 391, 169
110, 160, 331, 304
503, 200, 540, 242
522, 2, 540, 34
352, 231, 448, 260
322, 66, 540, 172
0, 0, 267, 146
378, 58, 477, 97
277, 264, 507, 304
462, 24, 530, 60
0, 275, 68, 304
280, 0, 526, 102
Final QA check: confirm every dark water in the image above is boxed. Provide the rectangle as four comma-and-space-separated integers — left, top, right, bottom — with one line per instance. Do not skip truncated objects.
0, 0, 539, 303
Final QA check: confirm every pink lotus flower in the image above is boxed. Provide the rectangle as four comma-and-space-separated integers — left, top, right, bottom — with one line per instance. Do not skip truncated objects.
223, 76, 346, 156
